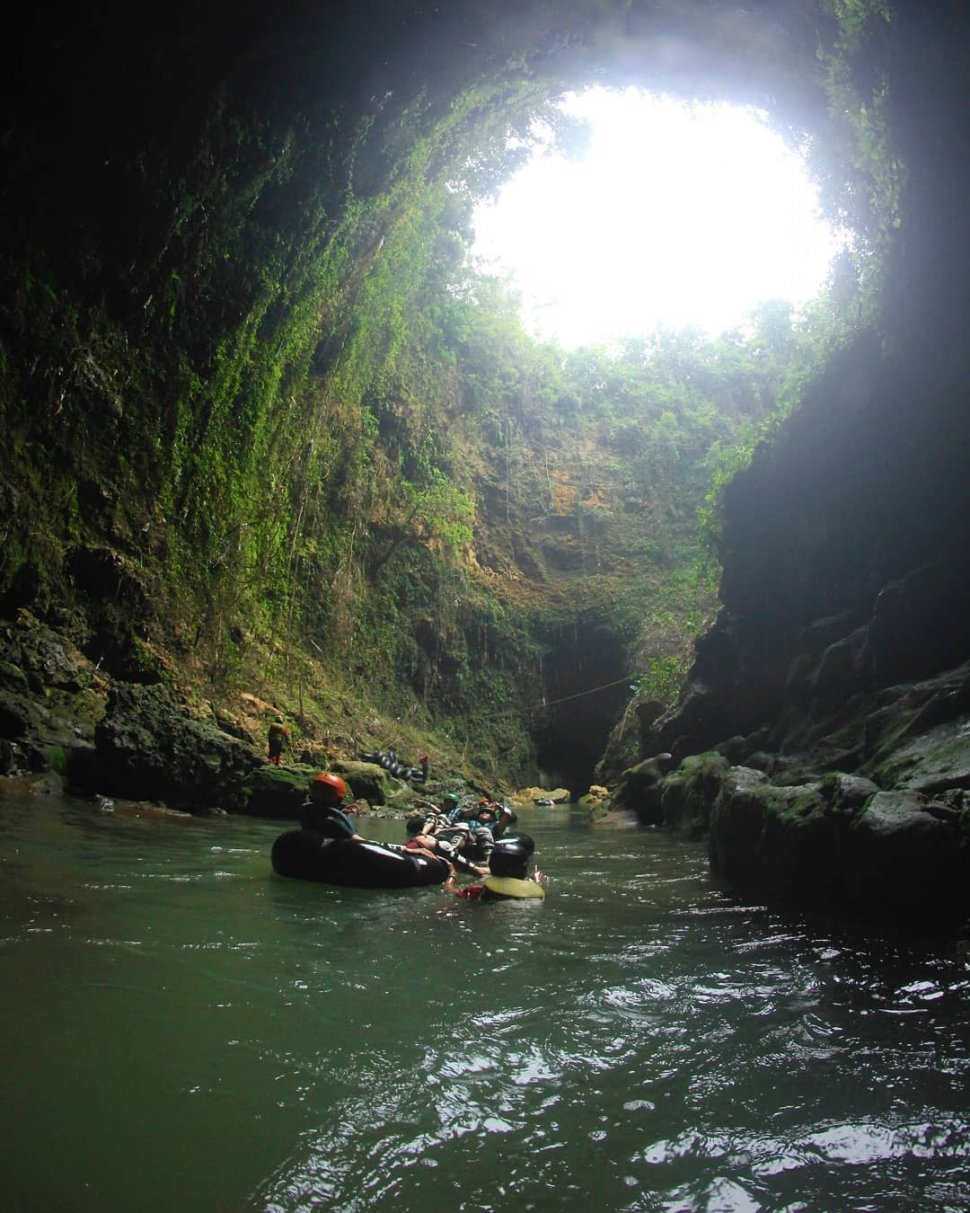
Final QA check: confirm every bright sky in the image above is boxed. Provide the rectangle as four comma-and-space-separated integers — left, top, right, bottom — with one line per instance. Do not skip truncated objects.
471, 87, 845, 349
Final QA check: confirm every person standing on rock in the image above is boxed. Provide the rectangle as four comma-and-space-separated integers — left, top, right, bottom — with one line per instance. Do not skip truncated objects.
267, 715, 292, 766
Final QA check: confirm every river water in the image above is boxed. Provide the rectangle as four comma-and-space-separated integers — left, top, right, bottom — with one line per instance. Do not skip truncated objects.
1, 781, 968, 1212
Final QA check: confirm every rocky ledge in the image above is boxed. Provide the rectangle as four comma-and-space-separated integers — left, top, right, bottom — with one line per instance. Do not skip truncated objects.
0, 612, 464, 820
612, 658, 970, 933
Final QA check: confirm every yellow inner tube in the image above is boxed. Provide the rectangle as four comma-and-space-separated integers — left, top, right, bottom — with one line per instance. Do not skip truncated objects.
483, 876, 546, 900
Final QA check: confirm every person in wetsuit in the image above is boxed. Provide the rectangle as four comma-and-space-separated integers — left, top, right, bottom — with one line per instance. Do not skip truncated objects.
444, 836, 545, 901
300, 772, 363, 838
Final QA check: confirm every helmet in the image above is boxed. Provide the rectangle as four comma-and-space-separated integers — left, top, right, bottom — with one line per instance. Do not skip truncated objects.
443, 792, 461, 807
489, 839, 530, 879
274, 714, 284, 723
309, 772, 348, 804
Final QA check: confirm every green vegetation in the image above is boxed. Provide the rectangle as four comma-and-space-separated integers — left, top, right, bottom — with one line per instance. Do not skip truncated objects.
632, 656, 692, 711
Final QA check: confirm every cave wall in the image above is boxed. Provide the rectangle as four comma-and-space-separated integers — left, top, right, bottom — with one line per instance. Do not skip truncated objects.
650, 3, 970, 764
0, 0, 837, 782
5, 0, 960, 790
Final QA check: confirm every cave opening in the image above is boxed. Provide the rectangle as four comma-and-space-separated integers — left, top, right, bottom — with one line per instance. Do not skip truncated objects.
471, 84, 844, 351
532, 617, 630, 798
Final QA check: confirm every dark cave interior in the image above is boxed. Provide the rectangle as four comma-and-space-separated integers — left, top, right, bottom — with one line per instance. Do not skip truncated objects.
532, 618, 630, 795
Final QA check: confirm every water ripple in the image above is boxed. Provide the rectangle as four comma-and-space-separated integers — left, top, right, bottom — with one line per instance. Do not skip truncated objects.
4, 793, 970, 1213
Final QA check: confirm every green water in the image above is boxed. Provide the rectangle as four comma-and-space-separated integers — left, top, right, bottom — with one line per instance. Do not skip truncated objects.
1, 783, 968, 1212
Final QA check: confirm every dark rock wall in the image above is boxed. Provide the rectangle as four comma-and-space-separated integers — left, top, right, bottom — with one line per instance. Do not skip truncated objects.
652, 4, 970, 766
619, 5, 970, 931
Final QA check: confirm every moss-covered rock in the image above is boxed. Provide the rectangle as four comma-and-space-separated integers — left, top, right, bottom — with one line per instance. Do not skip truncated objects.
71, 682, 260, 811
240, 765, 308, 819
872, 718, 970, 797
659, 752, 731, 837
841, 791, 970, 926
331, 760, 397, 805
233, 759, 410, 819
610, 753, 675, 825
706, 765, 776, 879
707, 766, 970, 932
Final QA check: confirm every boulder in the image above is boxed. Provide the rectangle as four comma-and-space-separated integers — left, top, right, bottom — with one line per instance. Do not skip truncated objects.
707, 768, 843, 899
511, 785, 571, 804
240, 765, 309, 819
69, 682, 259, 811
331, 759, 396, 805
659, 752, 731, 837
708, 767, 970, 931
842, 791, 970, 924
610, 753, 675, 825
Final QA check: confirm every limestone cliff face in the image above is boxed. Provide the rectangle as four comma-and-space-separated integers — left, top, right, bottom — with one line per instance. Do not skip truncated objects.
650, 4, 970, 774
652, 336, 970, 767
614, 6, 970, 931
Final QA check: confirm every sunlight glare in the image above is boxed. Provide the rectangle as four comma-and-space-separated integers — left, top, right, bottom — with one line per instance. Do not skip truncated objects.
471, 88, 845, 349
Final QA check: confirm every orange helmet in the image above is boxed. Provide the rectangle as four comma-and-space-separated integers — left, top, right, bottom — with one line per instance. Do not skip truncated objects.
309, 772, 348, 804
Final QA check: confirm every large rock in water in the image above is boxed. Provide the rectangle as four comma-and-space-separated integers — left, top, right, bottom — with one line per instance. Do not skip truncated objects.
237, 760, 410, 820
707, 768, 970, 932
610, 752, 678, 825
70, 683, 260, 811
241, 765, 311, 818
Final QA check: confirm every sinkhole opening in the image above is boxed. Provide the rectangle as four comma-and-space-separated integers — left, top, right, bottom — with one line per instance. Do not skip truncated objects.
472, 86, 846, 351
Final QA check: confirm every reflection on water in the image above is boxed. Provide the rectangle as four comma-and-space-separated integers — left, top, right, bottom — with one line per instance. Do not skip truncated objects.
1, 782, 968, 1212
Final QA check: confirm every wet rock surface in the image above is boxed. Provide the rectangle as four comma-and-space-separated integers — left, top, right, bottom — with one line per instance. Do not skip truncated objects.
613, 673, 970, 933
0, 613, 103, 775
69, 682, 261, 812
